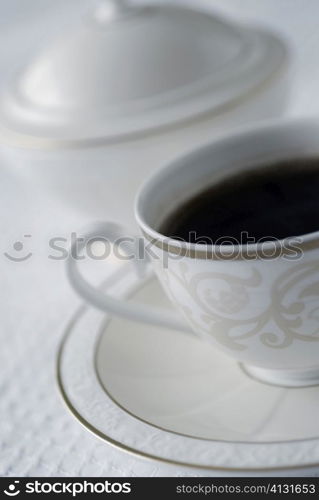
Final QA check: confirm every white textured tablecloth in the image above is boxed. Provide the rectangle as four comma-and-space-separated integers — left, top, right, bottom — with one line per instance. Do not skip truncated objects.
2, 0, 319, 477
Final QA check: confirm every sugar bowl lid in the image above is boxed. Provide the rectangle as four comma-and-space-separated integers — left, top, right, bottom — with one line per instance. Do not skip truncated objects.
0, 0, 287, 147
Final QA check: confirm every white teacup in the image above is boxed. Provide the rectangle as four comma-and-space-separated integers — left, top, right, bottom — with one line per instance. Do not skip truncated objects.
68, 119, 319, 387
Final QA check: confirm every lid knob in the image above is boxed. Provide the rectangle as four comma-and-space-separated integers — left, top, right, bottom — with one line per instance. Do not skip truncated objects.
92, 0, 139, 23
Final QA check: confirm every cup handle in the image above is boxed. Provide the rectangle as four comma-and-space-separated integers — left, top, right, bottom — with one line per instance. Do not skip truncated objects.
67, 222, 191, 332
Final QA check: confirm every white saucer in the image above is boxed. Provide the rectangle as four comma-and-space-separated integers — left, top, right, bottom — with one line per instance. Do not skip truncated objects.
57, 266, 319, 475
